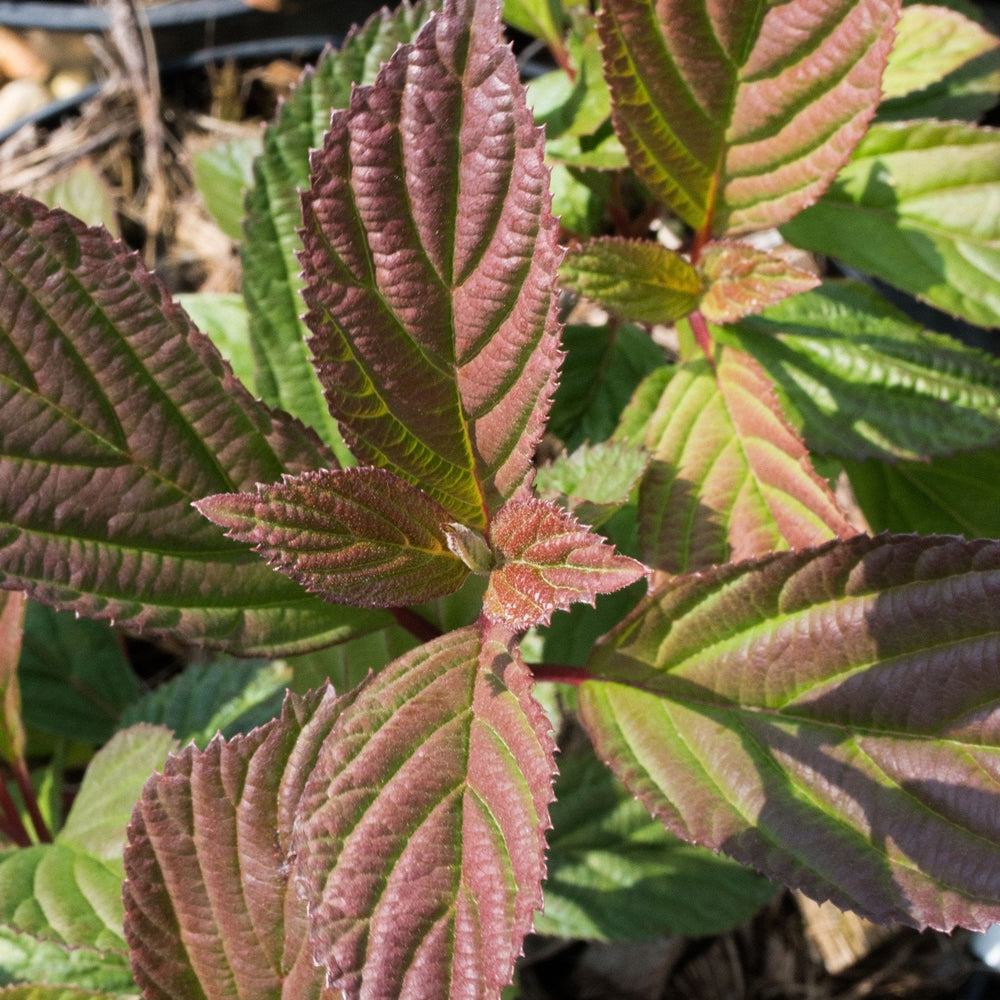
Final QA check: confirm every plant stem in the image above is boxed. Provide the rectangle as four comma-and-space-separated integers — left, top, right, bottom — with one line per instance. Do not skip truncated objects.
528, 663, 592, 685
0, 772, 32, 847
11, 758, 51, 843
390, 607, 442, 644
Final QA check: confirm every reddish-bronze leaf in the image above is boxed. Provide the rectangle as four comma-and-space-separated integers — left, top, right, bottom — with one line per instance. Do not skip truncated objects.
301, 0, 562, 529
197, 468, 469, 608
639, 347, 856, 574
582, 534, 1000, 932
599, 0, 900, 234
483, 499, 647, 629
291, 624, 556, 1000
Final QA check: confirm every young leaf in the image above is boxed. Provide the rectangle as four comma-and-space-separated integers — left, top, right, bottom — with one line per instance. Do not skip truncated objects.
598, 0, 900, 234
581, 533, 1000, 932
242, 1, 437, 457
539, 750, 775, 940
559, 238, 700, 325
124, 686, 349, 1000
697, 241, 820, 324
637, 347, 855, 574
726, 282, 1000, 461
483, 499, 646, 629
197, 468, 469, 608
878, 4, 1000, 121
301, 0, 562, 529
0, 193, 387, 654
781, 121, 1000, 329
291, 624, 556, 1000
191, 135, 261, 243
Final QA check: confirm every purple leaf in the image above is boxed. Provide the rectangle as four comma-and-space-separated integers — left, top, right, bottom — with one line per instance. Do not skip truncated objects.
0, 192, 385, 653
581, 533, 1000, 932
291, 623, 556, 1000
197, 468, 468, 608
599, 0, 901, 234
301, 0, 562, 529
123, 685, 351, 1000
483, 499, 647, 629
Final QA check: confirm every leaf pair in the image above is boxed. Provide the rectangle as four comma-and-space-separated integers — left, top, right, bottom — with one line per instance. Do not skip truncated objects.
198, 0, 644, 628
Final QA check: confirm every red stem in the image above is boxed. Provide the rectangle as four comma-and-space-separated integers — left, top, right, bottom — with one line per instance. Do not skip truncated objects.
11, 759, 51, 844
390, 607, 442, 644
528, 663, 593, 686
0, 773, 32, 847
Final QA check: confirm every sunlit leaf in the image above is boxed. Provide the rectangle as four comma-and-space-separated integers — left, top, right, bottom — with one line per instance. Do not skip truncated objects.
483, 499, 646, 629
879, 4, 1000, 121
301, 0, 562, 528
198, 468, 469, 608
637, 347, 855, 574
582, 533, 1000, 932
0, 193, 387, 654
697, 241, 820, 324
291, 624, 556, 1000
560, 238, 700, 325
599, 0, 900, 234
726, 282, 1000, 461
124, 687, 347, 1000
538, 750, 775, 940
242, 1, 437, 458
191, 135, 261, 242
781, 121, 1000, 329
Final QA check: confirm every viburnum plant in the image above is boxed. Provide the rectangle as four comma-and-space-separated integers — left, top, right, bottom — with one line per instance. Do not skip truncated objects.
2, 0, 1000, 996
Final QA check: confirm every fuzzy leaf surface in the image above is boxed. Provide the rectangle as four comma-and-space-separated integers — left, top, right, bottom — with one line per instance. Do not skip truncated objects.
123, 686, 348, 1000
0, 193, 386, 654
291, 624, 556, 1000
582, 533, 1000, 931
638, 347, 855, 574
483, 500, 646, 629
538, 751, 774, 940
559, 238, 700, 325
197, 468, 469, 608
697, 241, 820, 324
878, 4, 1000, 121
599, 0, 900, 234
727, 282, 1000, 461
242, 2, 436, 457
781, 121, 1000, 329
301, 0, 562, 528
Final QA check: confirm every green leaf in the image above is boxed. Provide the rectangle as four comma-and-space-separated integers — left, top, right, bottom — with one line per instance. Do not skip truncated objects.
291, 623, 556, 1000
0, 987, 134, 999
581, 533, 1000, 932
549, 323, 666, 450
560, 238, 700, 325
535, 440, 649, 528
191, 136, 261, 243
57, 726, 176, 871
242, 2, 437, 459
119, 659, 291, 748
503, 0, 564, 49
482, 499, 646, 629
538, 750, 775, 940
637, 347, 855, 574
696, 241, 820, 324
781, 121, 1000, 329
599, 0, 900, 234
174, 293, 254, 393
123, 688, 346, 1000
879, 4, 1000, 121
726, 282, 1000, 461
0, 592, 25, 765
197, 468, 469, 608
844, 447, 1000, 538
32, 162, 118, 236
18, 604, 137, 746
0, 193, 386, 655
301, 0, 562, 530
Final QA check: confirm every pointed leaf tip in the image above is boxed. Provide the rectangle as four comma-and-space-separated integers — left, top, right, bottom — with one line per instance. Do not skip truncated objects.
300, 0, 562, 528
196, 467, 469, 608
484, 498, 647, 629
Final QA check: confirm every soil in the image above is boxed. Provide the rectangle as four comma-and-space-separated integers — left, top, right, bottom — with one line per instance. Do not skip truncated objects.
1, 2, 999, 998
